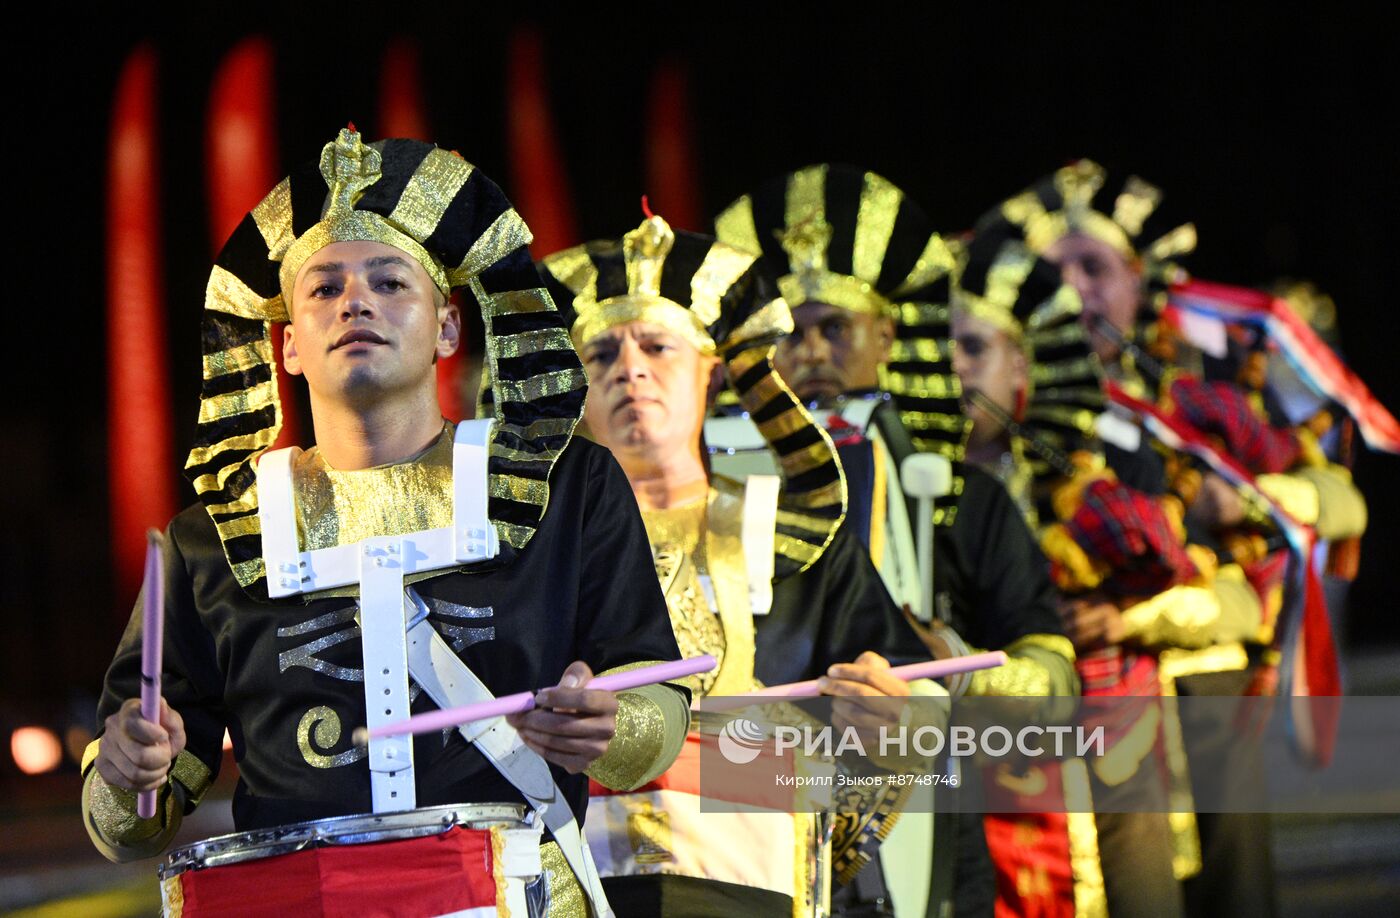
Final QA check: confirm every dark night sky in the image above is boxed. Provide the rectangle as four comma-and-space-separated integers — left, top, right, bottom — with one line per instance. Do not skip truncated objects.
6, 7, 1397, 722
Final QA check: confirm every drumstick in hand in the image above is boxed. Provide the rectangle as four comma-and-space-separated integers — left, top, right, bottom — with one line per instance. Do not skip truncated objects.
138, 529, 165, 819
353, 655, 717, 744
701, 651, 1009, 711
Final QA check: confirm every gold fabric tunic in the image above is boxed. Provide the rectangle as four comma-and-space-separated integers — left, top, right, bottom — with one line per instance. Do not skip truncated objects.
639, 478, 759, 698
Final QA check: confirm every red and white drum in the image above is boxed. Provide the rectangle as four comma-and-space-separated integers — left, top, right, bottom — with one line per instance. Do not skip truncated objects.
586, 714, 834, 916
158, 803, 543, 918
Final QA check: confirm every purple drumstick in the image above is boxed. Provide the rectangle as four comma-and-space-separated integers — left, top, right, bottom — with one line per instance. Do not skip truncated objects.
138, 530, 165, 819
699, 651, 1010, 712
741, 650, 1009, 698
355, 654, 718, 743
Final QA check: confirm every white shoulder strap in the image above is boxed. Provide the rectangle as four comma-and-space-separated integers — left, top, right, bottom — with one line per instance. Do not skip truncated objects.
358, 536, 415, 812
1095, 410, 1143, 452
874, 435, 923, 614
900, 452, 952, 623
256, 425, 500, 599
256, 447, 304, 597
742, 475, 780, 615
453, 419, 498, 562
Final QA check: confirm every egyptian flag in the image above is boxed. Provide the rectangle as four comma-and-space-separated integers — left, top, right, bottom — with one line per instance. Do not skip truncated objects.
1166, 278, 1400, 454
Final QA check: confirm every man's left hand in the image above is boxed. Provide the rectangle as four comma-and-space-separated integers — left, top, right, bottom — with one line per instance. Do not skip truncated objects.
505, 661, 618, 774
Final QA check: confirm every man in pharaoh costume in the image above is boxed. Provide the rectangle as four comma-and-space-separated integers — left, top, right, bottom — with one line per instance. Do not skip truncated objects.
950, 217, 1245, 918
996, 160, 1364, 558
712, 166, 1081, 918
991, 160, 1370, 918
539, 211, 941, 917
85, 129, 690, 918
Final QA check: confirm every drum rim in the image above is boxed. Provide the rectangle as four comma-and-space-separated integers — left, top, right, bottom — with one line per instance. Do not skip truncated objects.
159, 802, 530, 880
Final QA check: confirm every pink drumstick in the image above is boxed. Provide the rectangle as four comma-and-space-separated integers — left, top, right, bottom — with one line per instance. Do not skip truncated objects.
354, 654, 718, 744
138, 530, 165, 819
708, 650, 1009, 708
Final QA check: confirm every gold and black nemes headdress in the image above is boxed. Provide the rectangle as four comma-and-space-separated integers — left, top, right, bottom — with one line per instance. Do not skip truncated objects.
714, 163, 956, 317
716, 165, 970, 522
543, 214, 846, 578
187, 127, 585, 598
995, 159, 1197, 305
955, 218, 1107, 480
542, 212, 792, 356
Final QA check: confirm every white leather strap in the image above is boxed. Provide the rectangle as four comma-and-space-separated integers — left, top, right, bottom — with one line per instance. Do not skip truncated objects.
741, 475, 780, 615
497, 825, 545, 918
702, 415, 770, 452
294, 529, 458, 595
359, 537, 415, 812
405, 591, 613, 916
1096, 409, 1143, 452
255, 424, 501, 599
900, 452, 952, 623
453, 419, 498, 563
877, 436, 923, 615
256, 447, 304, 598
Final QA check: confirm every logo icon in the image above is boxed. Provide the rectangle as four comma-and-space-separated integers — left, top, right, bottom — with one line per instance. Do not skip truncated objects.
718, 718, 766, 764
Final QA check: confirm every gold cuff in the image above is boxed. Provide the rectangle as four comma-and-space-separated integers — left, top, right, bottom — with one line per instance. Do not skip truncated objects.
585, 691, 667, 792
82, 768, 181, 863
1118, 585, 1222, 650
81, 739, 212, 863
170, 749, 215, 808
968, 634, 1077, 697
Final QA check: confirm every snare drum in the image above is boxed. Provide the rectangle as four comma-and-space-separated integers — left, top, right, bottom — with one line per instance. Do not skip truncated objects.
159, 803, 543, 918
587, 713, 835, 917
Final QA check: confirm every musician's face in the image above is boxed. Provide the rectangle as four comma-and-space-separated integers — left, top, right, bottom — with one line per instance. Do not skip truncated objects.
773, 302, 894, 403
284, 240, 458, 409
1044, 232, 1142, 364
951, 308, 1027, 451
580, 321, 719, 470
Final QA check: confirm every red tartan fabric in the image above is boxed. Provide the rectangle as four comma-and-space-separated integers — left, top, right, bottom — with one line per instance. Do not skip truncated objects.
1063, 479, 1200, 597
1104, 380, 1341, 765
1077, 647, 1160, 697
1167, 377, 1300, 474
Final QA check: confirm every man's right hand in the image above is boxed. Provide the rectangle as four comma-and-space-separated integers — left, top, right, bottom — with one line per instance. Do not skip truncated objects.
1058, 596, 1125, 651
1188, 471, 1246, 531
94, 698, 186, 793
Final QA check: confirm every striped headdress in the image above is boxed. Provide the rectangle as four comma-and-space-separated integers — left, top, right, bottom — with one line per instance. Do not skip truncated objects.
993, 159, 1197, 313
542, 214, 845, 578
187, 127, 584, 598
955, 218, 1108, 485
715, 164, 969, 524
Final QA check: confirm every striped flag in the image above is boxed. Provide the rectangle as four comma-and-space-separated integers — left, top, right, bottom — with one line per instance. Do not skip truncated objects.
1167, 278, 1400, 453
